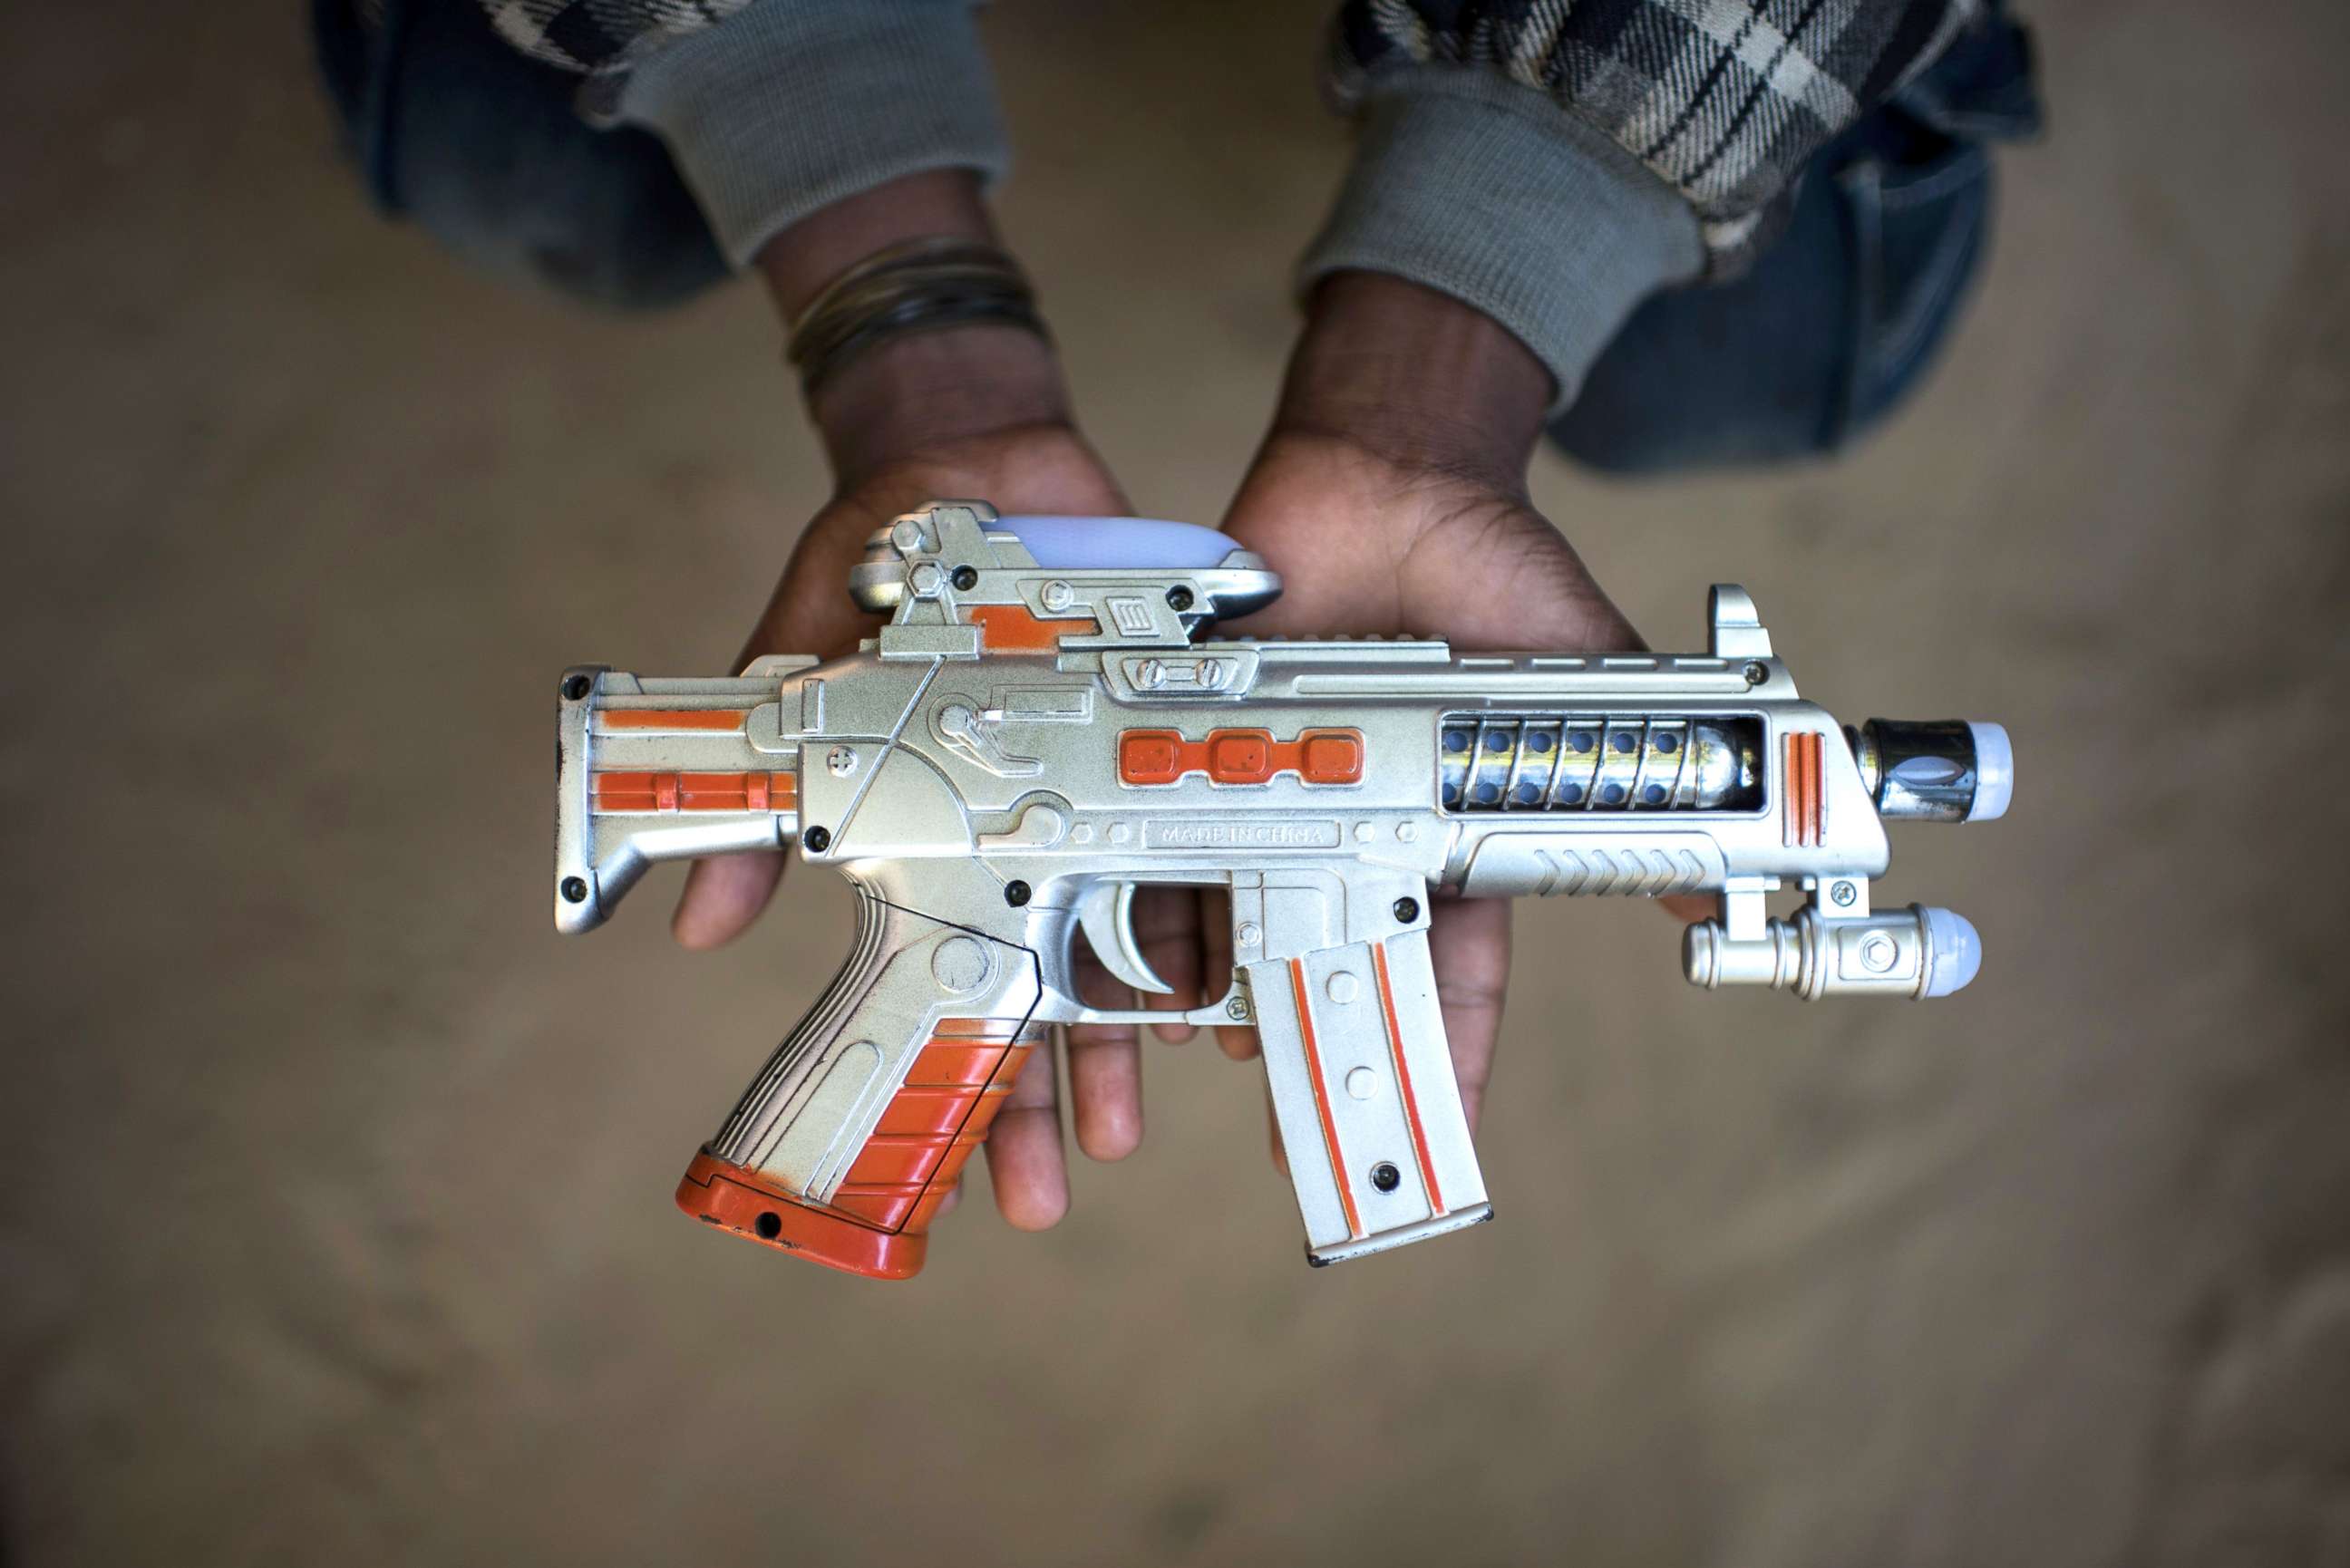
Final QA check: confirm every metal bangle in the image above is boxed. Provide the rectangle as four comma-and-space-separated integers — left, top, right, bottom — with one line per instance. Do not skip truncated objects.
786, 238, 1047, 402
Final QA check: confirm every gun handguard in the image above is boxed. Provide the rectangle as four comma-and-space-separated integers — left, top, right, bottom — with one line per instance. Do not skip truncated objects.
554, 502, 2012, 1277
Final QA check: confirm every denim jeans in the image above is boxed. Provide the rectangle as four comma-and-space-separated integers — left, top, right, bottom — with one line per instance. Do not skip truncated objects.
1550, 12, 2040, 471
316, 0, 2037, 472
314, 0, 726, 310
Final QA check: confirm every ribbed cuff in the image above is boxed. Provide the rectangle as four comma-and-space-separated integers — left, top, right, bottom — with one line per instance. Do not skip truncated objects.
1301, 71, 1703, 413
614, 0, 1009, 267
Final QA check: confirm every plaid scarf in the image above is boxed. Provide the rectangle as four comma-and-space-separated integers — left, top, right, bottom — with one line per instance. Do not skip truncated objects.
477, 0, 755, 74
481, 0, 1979, 274
1330, 0, 1980, 270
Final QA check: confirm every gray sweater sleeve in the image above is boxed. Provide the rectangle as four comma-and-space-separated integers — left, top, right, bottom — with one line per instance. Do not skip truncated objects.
1309, 0, 1979, 411
604, 0, 1009, 267
1297, 69, 1704, 414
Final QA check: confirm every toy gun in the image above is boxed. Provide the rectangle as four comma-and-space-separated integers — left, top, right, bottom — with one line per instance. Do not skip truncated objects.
554, 502, 2013, 1278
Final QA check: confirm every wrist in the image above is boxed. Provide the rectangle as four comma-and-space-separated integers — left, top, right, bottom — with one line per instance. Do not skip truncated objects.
753, 169, 995, 317
1273, 273, 1551, 492
753, 170, 1072, 483
811, 325, 1071, 485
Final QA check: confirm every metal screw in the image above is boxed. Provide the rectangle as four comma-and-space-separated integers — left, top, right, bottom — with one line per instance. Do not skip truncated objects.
950, 565, 979, 591
1860, 934, 1898, 973
1226, 996, 1249, 1021
1743, 662, 1769, 685
559, 876, 588, 904
1040, 580, 1073, 612
561, 674, 592, 701
802, 827, 830, 853
827, 745, 858, 777
1370, 1162, 1402, 1193
1165, 586, 1194, 612
1393, 897, 1420, 924
1004, 880, 1032, 907
1830, 881, 1857, 907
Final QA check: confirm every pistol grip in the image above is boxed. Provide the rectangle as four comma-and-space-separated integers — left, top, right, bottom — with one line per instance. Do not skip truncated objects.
677, 882, 1044, 1279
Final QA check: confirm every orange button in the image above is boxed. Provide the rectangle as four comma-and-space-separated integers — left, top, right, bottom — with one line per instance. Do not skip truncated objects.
1118, 730, 1183, 786
1116, 726, 1367, 788
1298, 731, 1364, 785
1207, 731, 1273, 784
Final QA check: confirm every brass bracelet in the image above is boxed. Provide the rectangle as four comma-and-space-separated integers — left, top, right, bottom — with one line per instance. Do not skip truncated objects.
785, 238, 1047, 402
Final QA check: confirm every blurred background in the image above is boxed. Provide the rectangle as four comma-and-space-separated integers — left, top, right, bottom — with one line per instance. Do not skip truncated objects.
4, 1, 2347, 1563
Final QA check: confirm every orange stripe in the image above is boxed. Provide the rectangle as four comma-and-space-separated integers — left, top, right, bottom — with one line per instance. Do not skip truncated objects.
594, 708, 752, 732
906, 1042, 1018, 1086
1370, 942, 1443, 1215
1287, 958, 1363, 1240
591, 770, 797, 813
1810, 733, 1824, 845
966, 605, 1099, 653
1801, 734, 1812, 846
1783, 732, 1826, 848
1800, 734, 1811, 846
1808, 733, 1826, 845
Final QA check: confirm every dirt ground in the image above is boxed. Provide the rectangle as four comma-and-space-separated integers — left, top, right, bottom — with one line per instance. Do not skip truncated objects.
4, 1, 2347, 1563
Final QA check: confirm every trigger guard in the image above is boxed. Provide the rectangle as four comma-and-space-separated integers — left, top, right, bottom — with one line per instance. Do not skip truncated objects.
1076, 882, 1174, 996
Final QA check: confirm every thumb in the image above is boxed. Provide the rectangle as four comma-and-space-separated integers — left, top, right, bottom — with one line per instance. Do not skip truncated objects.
672, 852, 789, 951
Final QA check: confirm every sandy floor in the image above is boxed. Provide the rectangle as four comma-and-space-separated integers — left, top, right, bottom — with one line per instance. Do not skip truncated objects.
4, 1, 2347, 1563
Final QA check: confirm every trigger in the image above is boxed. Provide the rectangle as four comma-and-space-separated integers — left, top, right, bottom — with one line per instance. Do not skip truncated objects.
1076, 882, 1173, 996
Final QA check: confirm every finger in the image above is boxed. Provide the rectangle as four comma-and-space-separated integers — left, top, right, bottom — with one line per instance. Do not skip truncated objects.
1066, 1016, 1143, 1163
1426, 896, 1510, 1135
1660, 893, 1714, 924
933, 1183, 962, 1221
984, 1035, 1068, 1230
1202, 889, 1258, 1060
671, 851, 787, 951
1131, 886, 1204, 1043
1063, 934, 1145, 1160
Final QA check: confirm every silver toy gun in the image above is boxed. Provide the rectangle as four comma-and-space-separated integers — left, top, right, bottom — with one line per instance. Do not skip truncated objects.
554, 502, 2013, 1278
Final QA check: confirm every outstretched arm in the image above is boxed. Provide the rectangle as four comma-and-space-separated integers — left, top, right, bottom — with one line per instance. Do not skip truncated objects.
1184, 0, 1984, 1144
1209, 272, 1645, 1126
475, 2, 1150, 1234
